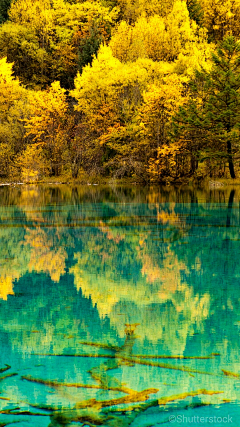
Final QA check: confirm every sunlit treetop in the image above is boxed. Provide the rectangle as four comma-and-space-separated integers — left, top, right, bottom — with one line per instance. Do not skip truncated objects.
110, 1, 209, 65
9, 0, 119, 42
0, 57, 28, 120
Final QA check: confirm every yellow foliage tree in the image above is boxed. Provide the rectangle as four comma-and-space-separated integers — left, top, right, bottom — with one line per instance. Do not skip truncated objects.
71, 44, 185, 177
24, 81, 68, 176
117, 0, 174, 22
108, 21, 134, 62
17, 144, 50, 182
7, 0, 119, 87
9, 0, 53, 37
0, 22, 49, 88
110, 1, 202, 63
166, 0, 197, 60
139, 74, 188, 181
147, 142, 189, 183
71, 45, 123, 123
71, 45, 171, 176
199, 0, 240, 41
0, 57, 29, 177
110, 15, 168, 62
71, 45, 174, 126
173, 27, 213, 76
140, 74, 187, 150
71, 45, 143, 160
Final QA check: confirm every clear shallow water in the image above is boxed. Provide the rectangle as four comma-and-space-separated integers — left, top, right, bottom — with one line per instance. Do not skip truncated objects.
0, 185, 240, 426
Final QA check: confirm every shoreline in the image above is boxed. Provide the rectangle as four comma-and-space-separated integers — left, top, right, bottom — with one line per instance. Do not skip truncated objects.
0, 178, 239, 187
0, 176, 237, 187
1, 175, 240, 189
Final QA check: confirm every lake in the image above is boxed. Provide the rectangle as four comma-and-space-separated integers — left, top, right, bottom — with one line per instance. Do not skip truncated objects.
0, 184, 239, 427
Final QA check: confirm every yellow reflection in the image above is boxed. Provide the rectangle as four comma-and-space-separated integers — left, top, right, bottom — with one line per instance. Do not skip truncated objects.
98, 220, 124, 243
0, 248, 29, 301
25, 228, 67, 282
71, 245, 210, 355
0, 275, 15, 300
157, 208, 179, 225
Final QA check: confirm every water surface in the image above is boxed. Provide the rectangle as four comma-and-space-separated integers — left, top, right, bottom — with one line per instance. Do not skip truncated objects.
0, 184, 239, 426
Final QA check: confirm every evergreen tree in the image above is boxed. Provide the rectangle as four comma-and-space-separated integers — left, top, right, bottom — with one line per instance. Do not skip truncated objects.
186, 0, 203, 26
173, 36, 240, 179
78, 22, 105, 74
0, 0, 11, 23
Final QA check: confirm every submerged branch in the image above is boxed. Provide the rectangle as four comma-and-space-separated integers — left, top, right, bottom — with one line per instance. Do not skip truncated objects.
0, 408, 48, 416
75, 388, 159, 410
0, 366, 11, 374
47, 388, 223, 427
79, 342, 120, 351
32, 353, 116, 359
21, 376, 132, 394
0, 374, 18, 381
130, 354, 215, 360
33, 352, 218, 361
116, 356, 217, 376
222, 370, 240, 378
157, 389, 223, 405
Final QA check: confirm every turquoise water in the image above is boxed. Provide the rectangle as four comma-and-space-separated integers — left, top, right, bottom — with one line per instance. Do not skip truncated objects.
0, 185, 240, 426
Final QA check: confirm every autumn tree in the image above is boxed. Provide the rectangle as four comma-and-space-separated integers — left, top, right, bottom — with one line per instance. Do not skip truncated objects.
0, 57, 29, 177
18, 144, 50, 182
24, 81, 68, 176
140, 75, 187, 152
173, 36, 240, 179
71, 45, 158, 177
2, 0, 240, 183
173, 27, 213, 77
51, 0, 118, 86
139, 74, 188, 182
116, 0, 174, 22
110, 1, 203, 64
3, 0, 118, 88
110, 15, 168, 62
0, 22, 49, 88
199, 0, 240, 42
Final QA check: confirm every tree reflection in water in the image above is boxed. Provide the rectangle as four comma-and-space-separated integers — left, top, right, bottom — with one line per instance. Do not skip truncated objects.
0, 185, 239, 426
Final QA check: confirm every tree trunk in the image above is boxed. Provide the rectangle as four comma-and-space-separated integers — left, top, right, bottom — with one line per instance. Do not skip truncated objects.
190, 156, 198, 174
71, 160, 79, 178
226, 189, 235, 228
227, 140, 235, 178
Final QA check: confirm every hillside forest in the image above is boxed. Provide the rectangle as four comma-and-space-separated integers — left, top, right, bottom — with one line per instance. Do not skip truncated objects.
1, 0, 240, 183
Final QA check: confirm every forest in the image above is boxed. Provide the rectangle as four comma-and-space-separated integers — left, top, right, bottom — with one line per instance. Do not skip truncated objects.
1, 0, 240, 183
